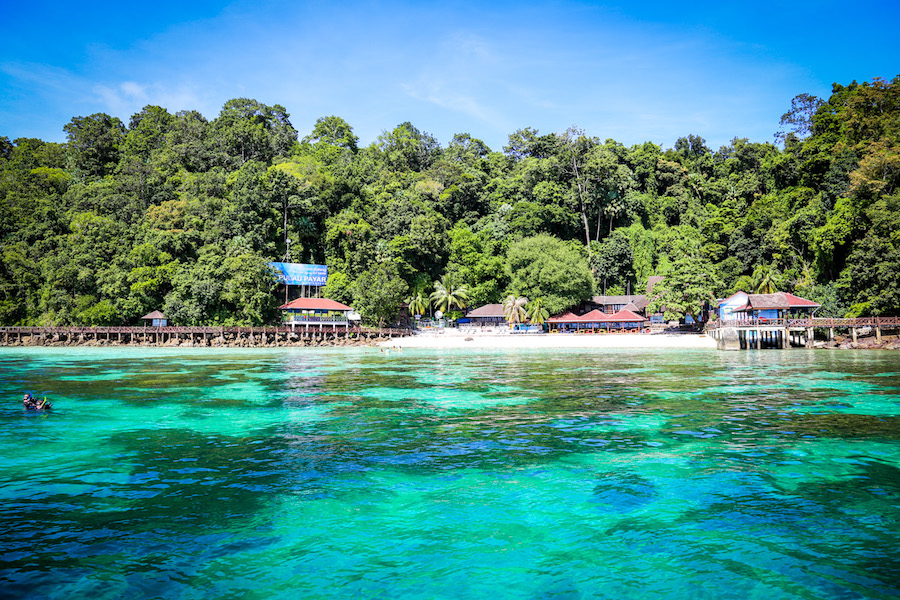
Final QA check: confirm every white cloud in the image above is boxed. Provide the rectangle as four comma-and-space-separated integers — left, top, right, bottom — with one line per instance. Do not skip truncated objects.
92, 80, 210, 122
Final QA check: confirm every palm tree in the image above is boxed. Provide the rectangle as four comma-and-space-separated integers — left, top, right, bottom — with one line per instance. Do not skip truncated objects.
751, 265, 780, 294
526, 297, 550, 326
430, 275, 469, 314
406, 288, 430, 319
504, 294, 528, 326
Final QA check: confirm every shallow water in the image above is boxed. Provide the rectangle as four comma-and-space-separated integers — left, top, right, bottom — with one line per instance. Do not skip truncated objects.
1, 347, 899, 599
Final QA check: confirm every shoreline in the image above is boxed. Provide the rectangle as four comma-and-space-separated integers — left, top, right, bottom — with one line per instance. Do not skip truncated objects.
378, 332, 718, 350
3, 332, 895, 351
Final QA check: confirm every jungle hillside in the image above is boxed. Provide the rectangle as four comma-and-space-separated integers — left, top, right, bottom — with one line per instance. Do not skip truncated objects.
1, 76, 898, 327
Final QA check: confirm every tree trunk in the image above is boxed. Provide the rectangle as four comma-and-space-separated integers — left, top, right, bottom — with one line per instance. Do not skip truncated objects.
572, 156, 592, 256
580, 199, 591, 252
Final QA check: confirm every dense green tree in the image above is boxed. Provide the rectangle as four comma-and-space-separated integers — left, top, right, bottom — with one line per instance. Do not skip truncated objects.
352, 261, 409, 326
443, 224, 506, 307
322, 271, 353, 306
210, 98, 297, 166
588, 143, 635, 238
161, 110, 212, 173
647, 257, 716, 323
303, 115, 359, 152
505, 234, 594, 315
3, 77, 900, 328
376, 122, 440, 172
590, 229, 635, 295
123, 105, 176, 159
63, 113, 126, 179
838, 192, 900, 316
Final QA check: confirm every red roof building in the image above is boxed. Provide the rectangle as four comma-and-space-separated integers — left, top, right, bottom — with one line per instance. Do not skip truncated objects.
546, 311, 584, 324
546, 308, 646, 331
604, 309, 647, 322
579, 309, 608, 321
278, 298, 352, 311
279, 297, 354, 328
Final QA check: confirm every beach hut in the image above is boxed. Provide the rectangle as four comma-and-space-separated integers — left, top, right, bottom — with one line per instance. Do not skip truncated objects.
602, 308, 648, 331
577, 309, 608, 332
730, 292, 820, 320
547, 311, 602, 332
141, 310, 169, 327
279, 298, 354, 330
463, 304, 507, 326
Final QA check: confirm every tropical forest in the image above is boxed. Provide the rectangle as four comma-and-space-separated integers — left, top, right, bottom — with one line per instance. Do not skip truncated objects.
1, 76, 898, 326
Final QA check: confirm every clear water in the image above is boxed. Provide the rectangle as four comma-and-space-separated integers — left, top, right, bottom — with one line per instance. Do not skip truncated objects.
1, 347, 899, 600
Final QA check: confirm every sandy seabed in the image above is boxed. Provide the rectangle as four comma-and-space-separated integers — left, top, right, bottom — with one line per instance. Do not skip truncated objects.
379, 331, 717, 350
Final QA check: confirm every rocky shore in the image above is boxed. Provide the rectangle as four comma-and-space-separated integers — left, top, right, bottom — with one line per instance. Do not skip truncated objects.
813, 335, 900, 350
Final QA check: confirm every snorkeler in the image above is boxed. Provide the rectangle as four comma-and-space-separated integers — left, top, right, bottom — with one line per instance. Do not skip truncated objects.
22, 393, 51, 411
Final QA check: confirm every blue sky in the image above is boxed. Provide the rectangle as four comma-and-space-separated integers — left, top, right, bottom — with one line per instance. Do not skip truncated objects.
2, 1, 898, 152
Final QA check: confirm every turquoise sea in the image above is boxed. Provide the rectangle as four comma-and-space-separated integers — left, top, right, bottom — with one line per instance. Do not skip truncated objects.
1, 346, 899, 599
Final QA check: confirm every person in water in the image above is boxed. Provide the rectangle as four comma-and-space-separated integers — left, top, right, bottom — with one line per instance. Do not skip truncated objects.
23, 393, 51, 410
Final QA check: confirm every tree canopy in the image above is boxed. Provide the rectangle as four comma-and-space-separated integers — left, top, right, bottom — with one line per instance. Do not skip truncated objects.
2, 75, 899, 326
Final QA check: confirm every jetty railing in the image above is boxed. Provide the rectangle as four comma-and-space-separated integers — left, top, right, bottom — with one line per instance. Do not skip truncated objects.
0, 325, 412, 346
705, 316, 900, 329
0, 325, 412, 334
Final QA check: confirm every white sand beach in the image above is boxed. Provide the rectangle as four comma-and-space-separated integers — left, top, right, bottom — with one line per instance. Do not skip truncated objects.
379, 331, 717, 349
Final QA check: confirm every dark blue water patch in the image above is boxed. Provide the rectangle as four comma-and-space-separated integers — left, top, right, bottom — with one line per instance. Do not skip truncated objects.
590, 472, 657, 513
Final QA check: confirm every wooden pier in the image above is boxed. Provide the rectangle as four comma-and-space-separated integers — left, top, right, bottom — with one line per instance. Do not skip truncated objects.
706, 317, 900, 350
0, 325, 411, 348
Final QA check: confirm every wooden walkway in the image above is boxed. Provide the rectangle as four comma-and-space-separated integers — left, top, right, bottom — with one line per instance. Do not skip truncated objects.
706, 316, 900, 350
0, 325, 411, 347
706, 316, 900, 329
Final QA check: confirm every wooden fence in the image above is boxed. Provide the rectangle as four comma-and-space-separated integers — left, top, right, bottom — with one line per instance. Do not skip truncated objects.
0, 325, 412, 346
706, 316, 900, 329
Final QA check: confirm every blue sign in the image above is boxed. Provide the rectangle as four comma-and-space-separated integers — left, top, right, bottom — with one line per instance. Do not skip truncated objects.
269, 263, 328, 286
